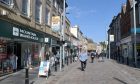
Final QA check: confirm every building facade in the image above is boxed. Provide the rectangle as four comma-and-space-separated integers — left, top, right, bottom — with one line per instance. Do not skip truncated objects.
0, 0, 67, 76
108, 0, 140, 67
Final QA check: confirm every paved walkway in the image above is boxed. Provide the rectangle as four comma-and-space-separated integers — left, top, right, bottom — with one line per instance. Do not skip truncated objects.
46, 59, 140, 84
1, 58, 140, 84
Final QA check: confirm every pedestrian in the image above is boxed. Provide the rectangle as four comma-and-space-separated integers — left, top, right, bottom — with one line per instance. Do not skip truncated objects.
90, 51, 95, 63
79, 49, 88, 71
10, 52, 18, 72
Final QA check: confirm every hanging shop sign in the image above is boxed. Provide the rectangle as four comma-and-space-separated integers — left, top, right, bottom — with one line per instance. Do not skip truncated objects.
44, 37, 51, 43
51, 16, 61, 32
110, 35, 114, 42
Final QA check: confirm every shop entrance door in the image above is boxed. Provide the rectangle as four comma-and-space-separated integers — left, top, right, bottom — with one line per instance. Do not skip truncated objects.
14, 43, 21, 70
7, 42, 21, 70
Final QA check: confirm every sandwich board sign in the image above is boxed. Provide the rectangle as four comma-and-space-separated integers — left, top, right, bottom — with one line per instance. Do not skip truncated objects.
38, 61, 50, 77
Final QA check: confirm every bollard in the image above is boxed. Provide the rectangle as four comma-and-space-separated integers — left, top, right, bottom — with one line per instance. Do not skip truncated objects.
55, 61, 57, 71
25, 67, 29, 84
62, 59, 64, 68
67, 57, 68, 66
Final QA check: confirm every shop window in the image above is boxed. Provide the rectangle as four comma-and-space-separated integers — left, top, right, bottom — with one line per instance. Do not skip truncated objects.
35, 0, 42, 23
22, 0, 30, 17
0, 40, 13, 76
32, 44, 39, 66
0, 43, 7, 60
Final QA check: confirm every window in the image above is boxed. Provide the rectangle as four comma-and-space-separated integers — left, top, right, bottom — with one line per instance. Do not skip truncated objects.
0, 0, 13, 6
35, 0, 42, 22
53, 0, 55, 5
22, 0, 30, 17
139, 4, 140, 24
45, 7, 50, 25
54, 0, 58, 8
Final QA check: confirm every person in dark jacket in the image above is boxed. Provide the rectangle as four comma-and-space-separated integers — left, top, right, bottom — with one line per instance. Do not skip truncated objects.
90, 52, 96, 63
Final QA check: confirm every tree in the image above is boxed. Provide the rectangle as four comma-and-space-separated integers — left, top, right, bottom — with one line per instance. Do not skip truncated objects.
99, 41, 107, 52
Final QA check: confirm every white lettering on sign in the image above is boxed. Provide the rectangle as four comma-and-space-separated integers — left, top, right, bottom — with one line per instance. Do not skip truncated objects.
13, 27, 39, 41
13, 27, 19, 36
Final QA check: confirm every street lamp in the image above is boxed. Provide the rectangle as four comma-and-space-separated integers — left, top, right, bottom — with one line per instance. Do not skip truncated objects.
132, 0, 137, 67
59, 0, 66, 70
108, 32, 111, 60
62, 0, 67, 68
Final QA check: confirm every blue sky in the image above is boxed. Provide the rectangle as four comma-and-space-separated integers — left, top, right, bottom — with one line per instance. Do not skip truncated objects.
67, 0, 126, 43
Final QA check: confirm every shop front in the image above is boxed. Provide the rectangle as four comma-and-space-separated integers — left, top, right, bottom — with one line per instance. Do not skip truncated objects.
64, 41, 71, 65
0, 19, 45, 76
44, 37, 51, 60
51, 38, 60, 59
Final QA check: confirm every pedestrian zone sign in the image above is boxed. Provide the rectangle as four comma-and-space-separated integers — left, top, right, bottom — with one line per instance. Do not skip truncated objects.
38, 61, 50, 77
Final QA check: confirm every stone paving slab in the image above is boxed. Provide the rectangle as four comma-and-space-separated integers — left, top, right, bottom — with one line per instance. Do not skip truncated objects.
1, 58, 140, 84
54, 59, 140, 84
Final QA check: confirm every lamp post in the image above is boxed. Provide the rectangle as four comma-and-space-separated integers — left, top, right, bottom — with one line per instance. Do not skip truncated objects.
133, 0, 137, 67
62, 0, 66, 68
108, 32, 111, 60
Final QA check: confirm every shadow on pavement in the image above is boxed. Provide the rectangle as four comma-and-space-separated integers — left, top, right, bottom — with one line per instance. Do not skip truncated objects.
77, 67, 82, 71
113, 77, 128, 84
30, 81, 35, 84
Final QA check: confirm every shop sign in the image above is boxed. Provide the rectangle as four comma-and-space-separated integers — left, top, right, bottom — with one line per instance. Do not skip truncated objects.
44, 37, 49, 43
136, 44, 140, 49
110, 35, 114, 42
51, 16, 61, 32
13, 27, 39, 41
0, 20, 44, 43
131, 28, 140, 33
38, 61, 50, 77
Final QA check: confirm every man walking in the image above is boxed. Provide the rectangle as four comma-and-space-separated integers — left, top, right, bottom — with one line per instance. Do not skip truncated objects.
90, 51, 96, 63
79, 49, 88, 71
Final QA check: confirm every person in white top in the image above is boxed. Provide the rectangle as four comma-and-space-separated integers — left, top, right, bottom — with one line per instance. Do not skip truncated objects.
10, 53, 18, 72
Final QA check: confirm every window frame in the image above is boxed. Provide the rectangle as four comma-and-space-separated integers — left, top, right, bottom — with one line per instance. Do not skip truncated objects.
138, 4, 140, 24
22, 0, 30, 17
45, 7, 50, 25
0, 0, 14, 7
35, 0, 42, 23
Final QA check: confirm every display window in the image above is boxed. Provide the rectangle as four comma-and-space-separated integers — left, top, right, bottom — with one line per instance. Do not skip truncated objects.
0, 41, 7, 60
0, 39, 13, 76
32, 44, 40, 66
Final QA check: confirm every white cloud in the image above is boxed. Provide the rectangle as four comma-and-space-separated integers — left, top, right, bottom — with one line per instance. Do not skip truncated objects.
67, 6, 82, 18
67, 6, 97, 18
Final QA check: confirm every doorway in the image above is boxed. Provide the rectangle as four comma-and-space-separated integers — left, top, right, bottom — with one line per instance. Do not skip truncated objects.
7, 42, 21, 70
14, 43, 21, 70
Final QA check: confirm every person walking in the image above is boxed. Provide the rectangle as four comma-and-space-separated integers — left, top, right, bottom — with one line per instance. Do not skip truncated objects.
90, 51, 96, 63
79, 49, 88, 71
10, 53, 18, 72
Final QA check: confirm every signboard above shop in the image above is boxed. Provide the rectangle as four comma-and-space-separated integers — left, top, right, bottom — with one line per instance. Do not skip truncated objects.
13, 27, 39, 41
0, 20, 45, 43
